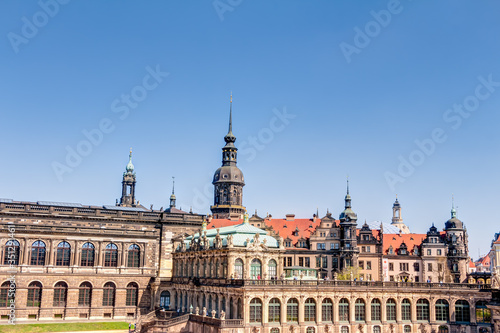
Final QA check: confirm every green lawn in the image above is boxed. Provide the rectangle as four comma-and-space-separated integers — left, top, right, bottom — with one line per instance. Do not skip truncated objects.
0, 321, 130, 333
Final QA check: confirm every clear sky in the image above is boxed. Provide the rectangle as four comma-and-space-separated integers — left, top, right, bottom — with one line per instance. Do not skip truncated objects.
1, 1, 499, 259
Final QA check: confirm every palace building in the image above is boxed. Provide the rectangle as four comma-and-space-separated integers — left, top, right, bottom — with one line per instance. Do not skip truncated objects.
0, 97, 498, 333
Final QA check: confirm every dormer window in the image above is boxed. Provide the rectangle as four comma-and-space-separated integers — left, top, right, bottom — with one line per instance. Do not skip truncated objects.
388, 246, 394, 255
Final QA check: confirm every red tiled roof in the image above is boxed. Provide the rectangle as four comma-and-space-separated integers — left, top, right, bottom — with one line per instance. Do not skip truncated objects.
477, 255, 491, 266
382, 233, 427, 254
264, 218, 321, 246
469, 260, 476, 268
208, 217, 321, 247
494, 234, 500, 245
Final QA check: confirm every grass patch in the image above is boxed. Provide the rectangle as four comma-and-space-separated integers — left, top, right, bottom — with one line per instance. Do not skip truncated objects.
0, 321, 130, 333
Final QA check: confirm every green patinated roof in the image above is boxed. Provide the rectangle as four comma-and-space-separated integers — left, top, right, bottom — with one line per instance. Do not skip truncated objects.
185, 222, 279, 248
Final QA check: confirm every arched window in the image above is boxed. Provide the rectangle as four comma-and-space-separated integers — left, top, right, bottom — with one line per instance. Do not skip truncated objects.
322, 298, 333, 322
78, 282, 92, 306
268, 298, 280, 323
416, 299, 430, 321
306, 328, 315, 333
30, 240, 46, 266
56, 242, 71, 266
304, 298, 316, 322
373, 326, 381, 333
81, 242, 95, 266
0, 282, 12, 307
127, 244, 140, 268
234, 258, 243, 279
27, 281, 42, 307
268, 259, 277, 278
249, 298, 262, 323
341, 327, 349, 333
237, 298, 243, 319
195, 261, 199, 278
371, 299, 381, 321
402, 298, 411, 321
287, 298, 299, 322
208, 294, 212, 312
435, 299, 449, 322
53, 281, 68, 307
104, 243, 118, 267
455, 300, 470, 323
202, 261, 206, 278
476, 301, 491, 323
355, 298, 366, 322
386, 298, 396, 321
270, 329, 280, 333
126, 282, 138, 306
250, 258, 262, 279
339, 298, 349, 322
229, 297, 234, 319
3, 240, 20, 265
160, 291, 170, 309
102, 282, 116, 306
215, 259, 219, 278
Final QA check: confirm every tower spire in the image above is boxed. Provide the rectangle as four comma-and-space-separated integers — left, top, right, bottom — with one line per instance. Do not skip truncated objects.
170, 176, 176, 208
451, 194, 457, 218
229, 92, 233, 133
345, 176, 351, 209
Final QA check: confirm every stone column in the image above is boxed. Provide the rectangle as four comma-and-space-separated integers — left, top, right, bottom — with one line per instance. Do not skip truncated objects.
350, 296, 356, 323
244, 296, 250, 324
317, 297, 323, 324
281, 296, 288, 324
396, 297, 402, 323
48, 239, 55, 266
263, 297, 269, 324
98, 241, 104, 267
22, 238, 30, 265
333, 296, 340, 323
299, 296, 305, 325
411, 298, 417, 322
366, 297, 372, 324
429, 298, 436, 324
120, 243, 126, 267
381, 298, 387, 324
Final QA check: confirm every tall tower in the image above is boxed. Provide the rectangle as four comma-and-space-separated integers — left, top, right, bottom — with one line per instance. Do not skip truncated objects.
338, 179, 359, 270
444, 198, 468, 283
211, 95, 246, 219
118, 149, 137, 207
391, 197, 410, 234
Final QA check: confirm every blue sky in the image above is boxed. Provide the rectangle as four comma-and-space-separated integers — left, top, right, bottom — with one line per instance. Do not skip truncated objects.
1, 0, 499, 258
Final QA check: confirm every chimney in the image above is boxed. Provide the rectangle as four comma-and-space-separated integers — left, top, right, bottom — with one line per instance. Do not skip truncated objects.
286, 214, 295, 221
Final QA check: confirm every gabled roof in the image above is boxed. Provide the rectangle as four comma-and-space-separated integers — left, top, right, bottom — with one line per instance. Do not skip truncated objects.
383, 233, 426, 255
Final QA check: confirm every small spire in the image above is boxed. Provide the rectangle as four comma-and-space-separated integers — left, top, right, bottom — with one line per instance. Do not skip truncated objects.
451, 194, 457, 218
169, 176, 176, 208
243, 211, 249, 224
224, 93, 236, 145
125, 148, 135, 173
346, 175, 350, 195
316, 207, 319, 218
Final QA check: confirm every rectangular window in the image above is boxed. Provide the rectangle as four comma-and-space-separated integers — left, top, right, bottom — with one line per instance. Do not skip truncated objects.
322, 257, 327, 268
361, 246, 366, 253
359, 261, 364, 269
438, 263, 443, 271
366, 246, 371, 253
367, 261, 372, 270
389, 263, 394, 271
335, 243, 339, 249
427, 249, 431, 255
400, 263, 409, 271
415, 276, 419, 282
428, 263, 433, 272
414, 263, 420, 272
316, 257, 321, 268
367, 274, 372, 281
305, 257, 310, 268
437, 249, 442, 255
332, 257, 338, 269
299, 257, 304, 267
390, 275, 394, 281
330, 243, 335, 250
287, 257, 292, 267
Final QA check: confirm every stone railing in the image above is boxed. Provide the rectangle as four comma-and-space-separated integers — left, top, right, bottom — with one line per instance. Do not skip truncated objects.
172, 277, 490, 290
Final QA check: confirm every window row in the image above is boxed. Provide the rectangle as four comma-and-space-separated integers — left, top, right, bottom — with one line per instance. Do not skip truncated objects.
248, 297, 484, 324
0, 281, 140, 308
175, 258, 278, 280
3, 240, 142, 268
